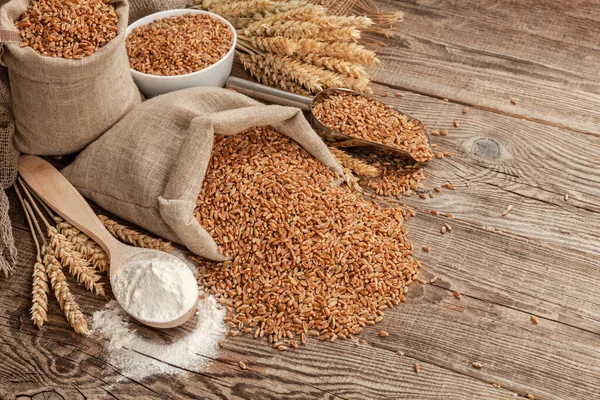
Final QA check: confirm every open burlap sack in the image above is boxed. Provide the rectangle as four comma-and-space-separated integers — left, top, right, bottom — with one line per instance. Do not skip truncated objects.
63, 87, 344, 261
129, 0, 188, 22
0, 0, 142, 155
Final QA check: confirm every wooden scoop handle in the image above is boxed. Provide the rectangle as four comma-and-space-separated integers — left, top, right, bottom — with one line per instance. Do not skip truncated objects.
17, 155, 121, 257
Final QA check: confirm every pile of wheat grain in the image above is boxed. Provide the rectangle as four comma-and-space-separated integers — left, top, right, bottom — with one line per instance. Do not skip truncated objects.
193, 127, 419, 346
126, 13, 233, 76
194, 1, 381, 94
16, 0, 118, 59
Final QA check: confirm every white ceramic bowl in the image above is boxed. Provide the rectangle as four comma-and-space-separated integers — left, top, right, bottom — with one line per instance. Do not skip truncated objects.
125, 9, 237, 97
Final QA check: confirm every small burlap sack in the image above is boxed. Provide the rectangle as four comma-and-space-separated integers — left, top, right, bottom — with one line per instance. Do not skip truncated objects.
128, 0, 188, 22
0, 0, 142, 156
63, 87, 344, 261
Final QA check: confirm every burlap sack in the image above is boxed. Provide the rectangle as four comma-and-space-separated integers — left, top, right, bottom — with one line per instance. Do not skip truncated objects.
129, 0, 188, 22
0, 0, 18, 277
0, 0, 142, 155
63, 87, 344, 261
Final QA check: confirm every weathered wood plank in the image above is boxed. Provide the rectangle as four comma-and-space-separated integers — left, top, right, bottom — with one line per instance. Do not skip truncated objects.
2, 218, 520, 400
368, 0, 600, 133
366, 87, 600, 257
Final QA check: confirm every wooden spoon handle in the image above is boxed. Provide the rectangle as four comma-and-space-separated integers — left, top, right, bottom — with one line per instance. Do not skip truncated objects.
18, 155, 120, 256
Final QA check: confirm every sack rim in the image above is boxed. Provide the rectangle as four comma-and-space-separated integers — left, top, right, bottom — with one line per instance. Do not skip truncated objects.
0, 0, 130, 80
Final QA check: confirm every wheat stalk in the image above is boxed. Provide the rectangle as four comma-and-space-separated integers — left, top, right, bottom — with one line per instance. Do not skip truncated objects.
98, 215, 174, 252
247, 36, 379, 67
47, 226, 105, 297
54, 218, 109, 272
328, 147, 380, 177
43, 247, 89, 334
296, 39, 379, 65
14, 184, 49, 329
340, 75, 373, 93
249, 36, 299, 55
300, 54, 366, 78
198, 0, 308, 19
239, 53, 310, 94
31, 257, 49, 329
249, 5, 326, 23
308, 14, 373, 30
17, 180, 88, 334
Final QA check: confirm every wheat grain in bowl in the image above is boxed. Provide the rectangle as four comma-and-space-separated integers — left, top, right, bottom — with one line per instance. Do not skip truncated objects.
126, 13, 233, 76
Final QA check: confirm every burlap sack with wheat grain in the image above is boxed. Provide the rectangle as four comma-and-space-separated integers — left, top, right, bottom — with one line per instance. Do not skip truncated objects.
62, 87, 344, 261
0, 0, 142, 156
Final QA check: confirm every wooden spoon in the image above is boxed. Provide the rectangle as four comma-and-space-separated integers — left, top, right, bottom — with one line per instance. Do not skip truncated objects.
18, 155, 198, 329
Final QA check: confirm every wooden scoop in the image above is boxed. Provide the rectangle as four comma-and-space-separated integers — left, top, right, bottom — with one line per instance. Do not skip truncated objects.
18, 155, 198, 329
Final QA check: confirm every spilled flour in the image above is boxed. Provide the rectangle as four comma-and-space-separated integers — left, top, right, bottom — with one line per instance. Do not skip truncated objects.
93, 297, 226, 380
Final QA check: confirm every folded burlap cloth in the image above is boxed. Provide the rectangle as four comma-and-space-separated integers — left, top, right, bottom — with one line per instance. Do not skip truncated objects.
0, 51, 17, 278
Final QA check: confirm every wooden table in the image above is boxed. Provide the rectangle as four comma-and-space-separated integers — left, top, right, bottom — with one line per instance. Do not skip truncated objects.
2, 1, 599, 399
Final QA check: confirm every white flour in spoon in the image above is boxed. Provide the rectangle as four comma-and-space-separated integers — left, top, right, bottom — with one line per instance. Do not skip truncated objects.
111, 252, 198, 323
93, 297, 226, 380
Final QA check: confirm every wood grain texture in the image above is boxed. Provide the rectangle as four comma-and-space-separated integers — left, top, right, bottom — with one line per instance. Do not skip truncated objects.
2, 220, 521, 400
366, 87, 600, 256
369, 0, 600, 133
3, 0, 600, 398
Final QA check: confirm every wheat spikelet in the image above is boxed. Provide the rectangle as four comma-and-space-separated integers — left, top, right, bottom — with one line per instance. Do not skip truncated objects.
342, 168, 363, 192
308, 15, 373, 30
98, 215, 174, 252
301, 54, 366, 78
265, 53, 344, 92
48, 227, 105, 297
31, 255, 49, 329
239, 53, 310, 94
200, 0, 308, 18
54, 218, 109, 272
249, 36, 299, 55
246, 19, 319, 39
43, 247, 88, 334
328, 147, 380, 177
202, 0, 273, 18
340, 75, 373, 93
252, 37, 379, 66
253, 5, 326, 23
297, 39, 379, 65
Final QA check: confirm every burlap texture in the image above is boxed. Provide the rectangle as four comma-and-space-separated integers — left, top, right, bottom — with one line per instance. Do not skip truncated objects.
63, 87, 344, 261
0, 0, 17, 277
0, 0, 142, 156
129, 0, 188, 22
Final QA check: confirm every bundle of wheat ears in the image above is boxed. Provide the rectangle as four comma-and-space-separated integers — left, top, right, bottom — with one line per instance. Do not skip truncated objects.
192, 0, 397, 94
15, 178, 173, 334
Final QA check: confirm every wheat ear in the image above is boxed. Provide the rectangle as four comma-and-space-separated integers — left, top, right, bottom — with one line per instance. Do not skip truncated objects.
328, 147, 380, 177
239, 53, 310, 94
306, 15, 373, 30
296, 39, 379, 65
200, 0, 308, 19
19, 181, 89, 334
300, 54, 366, 78
48, 227, 105, 297
19, 180, 104, 296
43, 247, 89, 334
15, 183, 49, 329
249, 36, 299, 56
54, 218, 109, 272
98, 215, 174, 252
